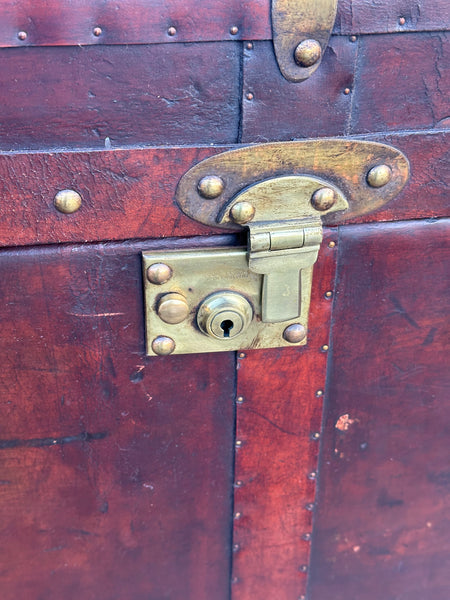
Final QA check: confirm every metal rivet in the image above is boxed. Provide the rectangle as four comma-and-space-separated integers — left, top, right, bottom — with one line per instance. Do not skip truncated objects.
157, 293, 189, 324
325, 291, 333, 298
344, 87, 351, 95
246, 92, 254, 100
322, 344, 329, 352
231, 201, 256, 224
230, 26, 239, 35
399, 16, 406, 25
311, 187, 337, 211
316, 389, 324, 397
18, 31, 27, 41
238, 353, 246, 359
299, 596, 306, 600
367, 164, 393, 188
294, 39, 322, 68
235, 440, 243, 448
308, 471, 317, 480
305, 503, 315, 511
93, 27, 102, 36
312, 432, 320, 440
302, 533, 312, 541
53, 189, 82, 214
167, 26, 177, 36
328, 241, 336, 248
235, 480, 243, 487
246, 42, 253, 50
283, 323, 307, 344
299, 565, 308, 573
146, 263, 173, 285
231, 577, 239, 584
151, 336, 175, 356
233, 543, 240, 552
197, 175, 225, 199
350, 35, 357, 42
237, 396, 244, 404
234, 512, 242, 520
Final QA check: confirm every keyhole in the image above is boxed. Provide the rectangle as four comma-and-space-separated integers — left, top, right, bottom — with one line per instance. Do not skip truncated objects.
220, 319, 234, 338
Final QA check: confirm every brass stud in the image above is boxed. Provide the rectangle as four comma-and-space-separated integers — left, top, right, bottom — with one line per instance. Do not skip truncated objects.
350, 35, 357, 42
197, 175, 225, 199
236, 396, 244, 404
283, 323, 307, 344
238, 352, 246, 359
18, 31, 27, 41
299, 565, 308, 573
294, 39, 322, 68
157, 293, 189, 324
151, 336, 175, 356
367, 164, 393, 188
93, 26, 102, 36
311, 187, 337, 211
328, 241, 336, 248
234, 512, 242, 520
235, 440, 243, 448
235, 480, 243, 487
246, 92, 254, 100
233, 543, 240, 552
308, 471, 317, 480
246, 42, 253, 50
302, 533, 312, 541
311, 432, 320, 440
325, 291, 333, 298
315, 390, 324, 397
146, 263, 173, 285
305, 503, 315, 511
399, 16, 406, 25
344, 87, 351, 95
167, 26, 177, 36
53, 189, 82, 214
230, 25, 239, 35
322, 344, 329, 352
231, 201, 256, 224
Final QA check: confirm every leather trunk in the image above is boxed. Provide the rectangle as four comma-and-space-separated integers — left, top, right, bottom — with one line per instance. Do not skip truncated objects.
0, 1, 449, 599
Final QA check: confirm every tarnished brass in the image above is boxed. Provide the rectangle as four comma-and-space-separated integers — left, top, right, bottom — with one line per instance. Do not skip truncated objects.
53, 189, 82, 214
272, 0, 338, 82
157, 292, 189, 324
151, 336, 176, 356
146, 263, 173, 285
142, 139, 409, 356
197, 175, 225, 199
367, 164, 393, 188
176, 140, 410, 228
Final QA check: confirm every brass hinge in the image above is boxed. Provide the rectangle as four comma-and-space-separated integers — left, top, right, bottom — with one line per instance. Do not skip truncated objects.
142, 140, 409, 356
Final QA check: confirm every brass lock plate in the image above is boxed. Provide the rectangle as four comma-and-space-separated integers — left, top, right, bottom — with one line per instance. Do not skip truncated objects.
142, 247, 313, 356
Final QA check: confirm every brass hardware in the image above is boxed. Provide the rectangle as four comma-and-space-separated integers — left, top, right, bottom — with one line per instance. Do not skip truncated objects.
197, 175, 225, 199
53, 189, 82, 214
157, 293, 189, 324
142, 140, 409, 356
272, 0, 338, 82
18, 31, 27, 41
294, 39, 322, 68
367, 164, 393, 188
283, 323, 307, 344
146, 263, 173, 285
93, 27, 102, 37
167, 26, 177, 36
230, 26, 239, 35
197, 292, 253, 339
151, 336, 176, 356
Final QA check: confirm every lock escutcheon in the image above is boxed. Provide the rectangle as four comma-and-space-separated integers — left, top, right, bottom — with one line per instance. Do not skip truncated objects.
197, 292, 253, 340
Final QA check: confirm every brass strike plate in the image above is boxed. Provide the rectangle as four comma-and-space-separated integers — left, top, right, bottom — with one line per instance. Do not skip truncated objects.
142, 247, 312, 356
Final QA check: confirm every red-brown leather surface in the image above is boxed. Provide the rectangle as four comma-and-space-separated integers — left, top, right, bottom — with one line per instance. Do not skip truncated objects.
309, 218, 450, 600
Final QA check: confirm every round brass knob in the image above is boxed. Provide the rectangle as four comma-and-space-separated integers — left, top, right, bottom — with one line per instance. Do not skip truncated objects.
294, 39, 322, 68
151, 336, 175, 356
197, 292, 253, 340
157, 293, 189, 324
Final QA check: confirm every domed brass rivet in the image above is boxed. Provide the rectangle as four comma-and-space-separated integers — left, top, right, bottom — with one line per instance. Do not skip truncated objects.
294, 39, 322, 68
350, 35, 357, 42
311, 187, 337, 211
53, 189, 82, 214
157, 293, 189, 324
151, 336, 175, 356
93, 27, 102, 37
230, 201, 256, 224
146, 263, 173, 285
283, 323, 307, 344
230, 26, 239, 35
18, 31, 27, 41
399, 16, 406, 25
367, 164, 392, 188
167, 26, 177, 36
197, 175, 225, 199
